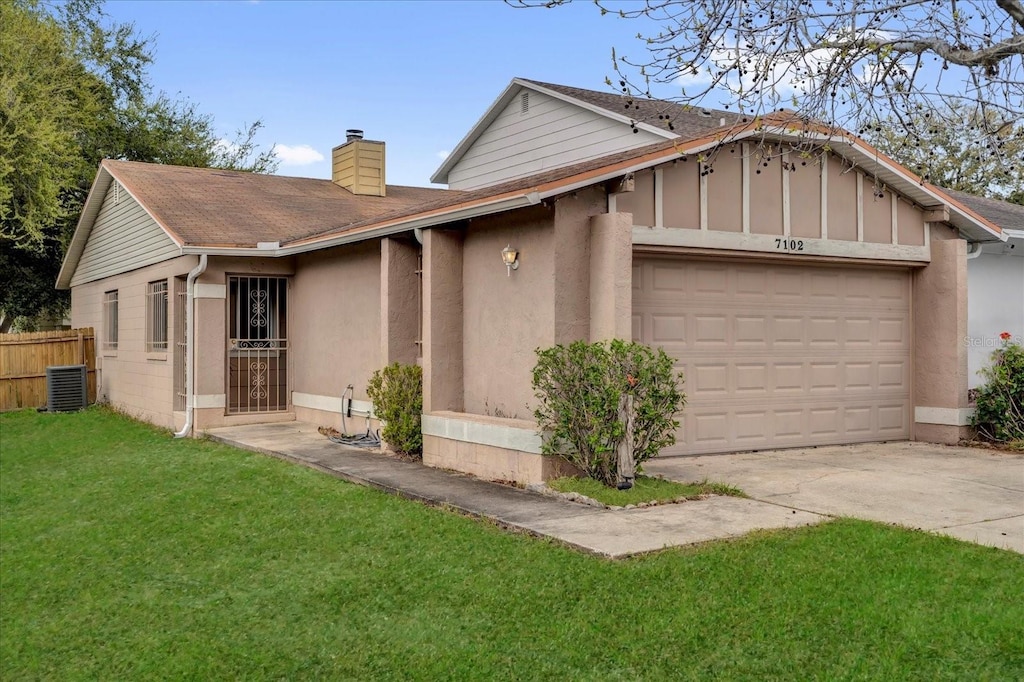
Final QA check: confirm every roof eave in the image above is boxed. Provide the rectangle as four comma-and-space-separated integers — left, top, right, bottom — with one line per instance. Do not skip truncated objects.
57, 160, 187, 289
56, 165, 113, 290
753, 125, 1004, 243
430, 81, 525, 185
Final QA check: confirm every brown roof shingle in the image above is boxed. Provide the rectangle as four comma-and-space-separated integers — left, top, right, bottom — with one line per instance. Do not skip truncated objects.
942, 188, 1024, 231
522, 79, 743, 141
105, 160, 459, 247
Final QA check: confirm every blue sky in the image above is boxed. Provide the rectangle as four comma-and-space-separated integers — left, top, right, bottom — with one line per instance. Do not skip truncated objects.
102, 0, 667, 187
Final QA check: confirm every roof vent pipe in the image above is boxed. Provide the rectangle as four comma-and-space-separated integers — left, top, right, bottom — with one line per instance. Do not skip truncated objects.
346, 129, 364, 142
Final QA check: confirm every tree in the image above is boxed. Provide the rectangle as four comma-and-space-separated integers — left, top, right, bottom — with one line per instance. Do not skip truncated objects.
0, 0, 277, 331
512, 0, 1023, 186
863, 103, 1023, 202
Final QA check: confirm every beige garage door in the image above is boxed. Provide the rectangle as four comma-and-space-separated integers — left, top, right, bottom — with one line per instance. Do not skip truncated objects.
633, 257, 911, 455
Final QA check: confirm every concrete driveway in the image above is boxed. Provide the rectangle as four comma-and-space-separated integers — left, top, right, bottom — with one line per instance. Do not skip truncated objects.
645, 441, 1024, 553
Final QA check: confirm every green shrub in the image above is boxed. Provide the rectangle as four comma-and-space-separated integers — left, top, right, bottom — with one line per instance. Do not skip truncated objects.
367, 363, 423, 457
971, 333, 1024, 443
532, 339, 686, 486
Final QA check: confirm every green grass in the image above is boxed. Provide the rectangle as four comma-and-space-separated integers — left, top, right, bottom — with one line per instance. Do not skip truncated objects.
2, 408, 1022, 680
547, 475, 743, 506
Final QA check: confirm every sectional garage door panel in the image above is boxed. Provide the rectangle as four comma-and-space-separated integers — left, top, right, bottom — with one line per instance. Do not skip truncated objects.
633, 258, 912, 455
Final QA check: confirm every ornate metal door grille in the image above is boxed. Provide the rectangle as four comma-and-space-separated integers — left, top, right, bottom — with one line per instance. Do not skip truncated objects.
227, 276, 288, 414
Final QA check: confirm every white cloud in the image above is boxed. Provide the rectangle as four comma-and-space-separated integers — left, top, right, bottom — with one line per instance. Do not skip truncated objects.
436, 150, 450, 160
273, 143, 325, 166
214, 139, 240, 155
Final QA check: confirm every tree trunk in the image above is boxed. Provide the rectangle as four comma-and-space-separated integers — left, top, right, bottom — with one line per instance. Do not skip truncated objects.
616, 393, 635, 489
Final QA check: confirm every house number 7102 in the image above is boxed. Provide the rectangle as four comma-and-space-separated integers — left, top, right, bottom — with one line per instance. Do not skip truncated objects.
775, 238, 804, 251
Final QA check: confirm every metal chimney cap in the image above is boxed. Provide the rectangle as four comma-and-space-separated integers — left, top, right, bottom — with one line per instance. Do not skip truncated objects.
345, 129, 364, 142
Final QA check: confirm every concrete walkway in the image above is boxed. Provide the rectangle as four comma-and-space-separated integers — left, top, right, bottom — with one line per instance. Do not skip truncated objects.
646, 441, 1024, 553
205, 421, 823, 558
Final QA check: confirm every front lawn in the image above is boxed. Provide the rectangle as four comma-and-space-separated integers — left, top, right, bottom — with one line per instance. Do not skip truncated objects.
2, 408, 1022, 680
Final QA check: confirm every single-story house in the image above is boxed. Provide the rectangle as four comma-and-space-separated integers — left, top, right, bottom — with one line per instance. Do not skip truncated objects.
58, 78, 1013, 483
940, 190, 1023, 389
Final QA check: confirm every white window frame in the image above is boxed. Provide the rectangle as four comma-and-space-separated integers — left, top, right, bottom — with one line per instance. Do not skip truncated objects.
146, 280, 168, 352
102, 290, 118, 351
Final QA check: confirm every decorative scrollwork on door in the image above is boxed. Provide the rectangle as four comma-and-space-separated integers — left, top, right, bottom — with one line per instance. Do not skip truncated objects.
249, 288, 268, 327
249, 360, 268, 400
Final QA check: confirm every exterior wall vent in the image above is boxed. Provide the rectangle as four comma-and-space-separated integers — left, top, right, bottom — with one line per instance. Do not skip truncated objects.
520, 91, 529, 114
46, 364, 88, 412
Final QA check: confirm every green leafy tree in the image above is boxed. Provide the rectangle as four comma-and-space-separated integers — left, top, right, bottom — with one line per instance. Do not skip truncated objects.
0, 0, 277, 331
863, 104, 1023, 203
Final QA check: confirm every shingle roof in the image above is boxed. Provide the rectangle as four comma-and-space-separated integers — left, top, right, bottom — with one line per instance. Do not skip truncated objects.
942, 188, 1024, 230
286, 137, 688, 245
522, 79, 742, 141
105, 160, 458, 247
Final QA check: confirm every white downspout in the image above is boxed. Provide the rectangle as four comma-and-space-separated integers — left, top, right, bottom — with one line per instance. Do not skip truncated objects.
966, 242, 984, 260
174, 254, 208, 438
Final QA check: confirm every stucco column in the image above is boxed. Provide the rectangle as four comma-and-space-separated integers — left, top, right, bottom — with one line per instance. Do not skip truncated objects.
913, 225, 970, 444
589, 212, 634, 341
380, 237, 420, 366
422, 228, 464, 413
553, 187, 606, 344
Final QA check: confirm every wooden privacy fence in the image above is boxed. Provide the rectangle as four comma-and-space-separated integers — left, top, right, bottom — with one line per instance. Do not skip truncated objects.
0, 328, 97, 411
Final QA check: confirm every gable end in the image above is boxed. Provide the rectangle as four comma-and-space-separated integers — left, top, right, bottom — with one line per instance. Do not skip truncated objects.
68, 178, 180, 287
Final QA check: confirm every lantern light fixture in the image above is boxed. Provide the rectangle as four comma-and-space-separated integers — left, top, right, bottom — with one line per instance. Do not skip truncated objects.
501, 244, 519, 276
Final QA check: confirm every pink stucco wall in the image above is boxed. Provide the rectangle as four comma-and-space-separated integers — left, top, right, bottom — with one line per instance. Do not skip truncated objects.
913, 223, 970, 443
290, 241, 382, 404
461, 205, 556, 418
70, 255, 198, 429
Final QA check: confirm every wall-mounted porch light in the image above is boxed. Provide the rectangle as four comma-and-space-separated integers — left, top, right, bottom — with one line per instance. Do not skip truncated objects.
501, 244, 519, 276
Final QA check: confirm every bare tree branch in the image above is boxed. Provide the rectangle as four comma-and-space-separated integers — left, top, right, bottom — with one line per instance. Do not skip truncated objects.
510, 0, 1023, 199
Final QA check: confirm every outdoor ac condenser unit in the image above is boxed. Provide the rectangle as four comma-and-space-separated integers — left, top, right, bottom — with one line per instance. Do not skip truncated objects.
46, 364, 88, 412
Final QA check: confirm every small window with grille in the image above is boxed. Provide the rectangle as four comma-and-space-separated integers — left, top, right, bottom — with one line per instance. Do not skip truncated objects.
146, 280, 168, 352
102, 291, 118, 350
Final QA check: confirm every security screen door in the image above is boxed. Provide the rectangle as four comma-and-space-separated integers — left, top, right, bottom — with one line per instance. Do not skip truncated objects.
227, 276, 288, 413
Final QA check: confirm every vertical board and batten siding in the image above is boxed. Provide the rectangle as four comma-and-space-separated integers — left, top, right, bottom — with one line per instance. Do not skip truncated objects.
0, 328, 97, 411
69, 181, 179, 287
623, 151, 929, 259
446, 88, 665, 190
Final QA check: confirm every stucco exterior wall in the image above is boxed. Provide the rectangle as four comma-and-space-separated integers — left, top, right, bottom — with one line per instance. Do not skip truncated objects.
912, 224, 970, 443
70, 255, 198, 429
290, 241, 382, 405
192, 256, 295, 430
462, 205, 555, 418
554, 187, 605, 344
967, 245, 1024, 388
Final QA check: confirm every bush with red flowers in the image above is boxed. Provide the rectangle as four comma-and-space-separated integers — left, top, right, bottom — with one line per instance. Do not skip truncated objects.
971, 333, 1024, 443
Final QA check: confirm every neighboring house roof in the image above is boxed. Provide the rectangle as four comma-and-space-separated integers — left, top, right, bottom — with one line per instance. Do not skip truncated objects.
943, 188, 1024, 232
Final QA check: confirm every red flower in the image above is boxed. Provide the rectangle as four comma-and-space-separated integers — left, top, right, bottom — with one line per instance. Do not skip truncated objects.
626, 374, 638, 387
1000, 331, 1012, 341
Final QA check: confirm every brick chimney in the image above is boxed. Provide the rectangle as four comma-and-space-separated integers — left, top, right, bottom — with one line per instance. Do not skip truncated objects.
331, 129, 385, 197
